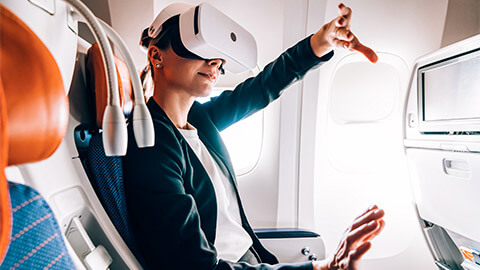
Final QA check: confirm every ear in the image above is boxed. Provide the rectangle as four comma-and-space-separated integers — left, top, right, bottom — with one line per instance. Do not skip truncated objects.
148, 46, 163, 66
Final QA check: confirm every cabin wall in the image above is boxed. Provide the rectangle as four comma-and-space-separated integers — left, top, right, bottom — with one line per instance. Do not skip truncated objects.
311, 0, 451, 269
79, 0, 111, 44
441, 0, 480, 47
109, 0, 154, 68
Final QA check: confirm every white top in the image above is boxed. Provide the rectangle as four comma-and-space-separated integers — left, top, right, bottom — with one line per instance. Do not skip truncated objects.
177, 126, 253, 262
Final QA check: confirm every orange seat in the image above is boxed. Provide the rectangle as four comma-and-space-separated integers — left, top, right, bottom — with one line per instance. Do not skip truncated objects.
0, 4, 71, 267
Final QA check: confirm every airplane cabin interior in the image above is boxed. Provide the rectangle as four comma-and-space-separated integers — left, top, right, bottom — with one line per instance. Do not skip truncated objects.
1, 0, 480, 269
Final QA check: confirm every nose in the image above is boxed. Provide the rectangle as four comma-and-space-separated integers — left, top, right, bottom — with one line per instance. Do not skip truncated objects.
206, 58, 223, 69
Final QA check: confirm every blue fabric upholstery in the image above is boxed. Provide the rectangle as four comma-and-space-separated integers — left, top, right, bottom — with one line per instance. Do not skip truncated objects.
1, 182, 75, 270
85, 133, 142, 263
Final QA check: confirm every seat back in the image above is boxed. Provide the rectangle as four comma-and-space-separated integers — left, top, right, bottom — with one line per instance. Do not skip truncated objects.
76, 42, 145, 266
0, 4, 74, 268
85, 133, 143, 260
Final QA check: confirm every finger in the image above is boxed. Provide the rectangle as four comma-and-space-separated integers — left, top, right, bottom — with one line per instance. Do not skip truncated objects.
351, 36, 378, 63
331, 38, 351, 50
338, 242, 371, 270
335, 242, 347, 263
351, 208, 384, 231
335, 27, 354, 41
338, 3, 352, 20
356, 219, 385, 248
363, 219, 386, 242
349, 241, 372, 261
339, 256, 350, 269
345, 220, 378, 250
337, 3, 352, 28
335, 16, 347, 28
345, 205, 379, 233
354, 205, 378, 220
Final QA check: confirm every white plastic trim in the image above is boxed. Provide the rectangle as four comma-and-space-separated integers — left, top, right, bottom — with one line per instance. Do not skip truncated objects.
61, 0, 127, 156
99, 20, 155, 148
66, 217, 112, 270
84, 246, 113, 270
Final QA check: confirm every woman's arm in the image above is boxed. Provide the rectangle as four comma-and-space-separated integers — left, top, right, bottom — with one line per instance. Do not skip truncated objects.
201, 3, 376, 131
201, 35, 332, 132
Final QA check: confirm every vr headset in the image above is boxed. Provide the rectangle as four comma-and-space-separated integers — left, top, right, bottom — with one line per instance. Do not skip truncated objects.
142, 2, 257, 74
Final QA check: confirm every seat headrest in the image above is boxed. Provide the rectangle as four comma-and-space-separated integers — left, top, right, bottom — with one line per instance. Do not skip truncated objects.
86, 43, 134, 129
0, 5, 68, 166
0, 4, 68, 262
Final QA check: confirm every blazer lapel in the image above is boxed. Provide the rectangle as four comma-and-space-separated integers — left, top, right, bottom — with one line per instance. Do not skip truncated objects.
188, 103, 237, 185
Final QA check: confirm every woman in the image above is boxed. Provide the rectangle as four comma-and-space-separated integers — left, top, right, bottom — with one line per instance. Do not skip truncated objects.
123, 2, 384, 269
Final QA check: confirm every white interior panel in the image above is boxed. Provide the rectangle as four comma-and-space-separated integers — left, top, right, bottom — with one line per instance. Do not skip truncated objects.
2, 0, 78, 93
109, 0, 154, 68
407, 148, 480, 243
4, 166, 25, 184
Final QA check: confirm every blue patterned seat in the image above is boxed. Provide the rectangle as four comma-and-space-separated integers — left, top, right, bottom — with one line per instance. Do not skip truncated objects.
85, 133, 144, 265
1, 183, 75, 270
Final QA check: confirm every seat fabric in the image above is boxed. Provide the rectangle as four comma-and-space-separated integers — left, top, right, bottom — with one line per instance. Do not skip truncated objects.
1, 183, 75, 270
85, 133, 143, 265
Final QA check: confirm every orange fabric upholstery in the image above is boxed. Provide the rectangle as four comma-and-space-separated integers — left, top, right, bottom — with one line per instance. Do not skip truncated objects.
0, 4, 68, 166
86, 43, 134, 128
0, 76, 12, 265
0, 4, 68, 263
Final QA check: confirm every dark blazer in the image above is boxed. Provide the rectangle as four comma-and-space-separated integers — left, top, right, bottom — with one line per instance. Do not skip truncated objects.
123, 35, 334, 270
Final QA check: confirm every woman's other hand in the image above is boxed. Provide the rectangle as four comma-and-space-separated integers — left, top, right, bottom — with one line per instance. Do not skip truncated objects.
310, 3, 378, 63
313, 205, 385, 270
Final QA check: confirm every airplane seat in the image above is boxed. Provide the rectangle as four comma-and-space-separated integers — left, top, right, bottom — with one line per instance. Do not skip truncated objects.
404, 34, 480, 270
0, 4, 75, 268
71, 42, 146, 266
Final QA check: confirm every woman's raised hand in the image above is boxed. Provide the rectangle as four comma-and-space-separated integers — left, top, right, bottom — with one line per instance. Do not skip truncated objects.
313, 205, 385, 270
310, 3, 378, 63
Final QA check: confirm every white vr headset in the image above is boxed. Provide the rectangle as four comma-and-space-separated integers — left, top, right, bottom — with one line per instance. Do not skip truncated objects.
143, 2, 257, 74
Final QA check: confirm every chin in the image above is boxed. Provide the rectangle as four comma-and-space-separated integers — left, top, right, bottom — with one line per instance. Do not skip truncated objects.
195, 86, 214, 97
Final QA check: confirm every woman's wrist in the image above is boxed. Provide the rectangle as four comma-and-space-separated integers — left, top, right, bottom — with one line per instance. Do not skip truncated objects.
309, 31, 332, 58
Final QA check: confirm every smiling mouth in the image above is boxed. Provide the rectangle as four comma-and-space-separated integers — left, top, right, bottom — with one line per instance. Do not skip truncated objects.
198, 72, 216, 81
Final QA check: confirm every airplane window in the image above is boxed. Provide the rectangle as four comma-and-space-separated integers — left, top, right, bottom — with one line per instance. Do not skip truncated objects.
197, 88, 263, 176
326, 53, 408, 172
316, 53, 414, 258
329, 61, 399, 124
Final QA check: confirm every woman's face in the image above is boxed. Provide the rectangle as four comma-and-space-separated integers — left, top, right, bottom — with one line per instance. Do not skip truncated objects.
155, 46, 224, 97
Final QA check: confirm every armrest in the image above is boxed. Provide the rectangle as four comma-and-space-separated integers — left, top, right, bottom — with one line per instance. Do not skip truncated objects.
254, 228, 325, 263
254, 228, 320, 239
